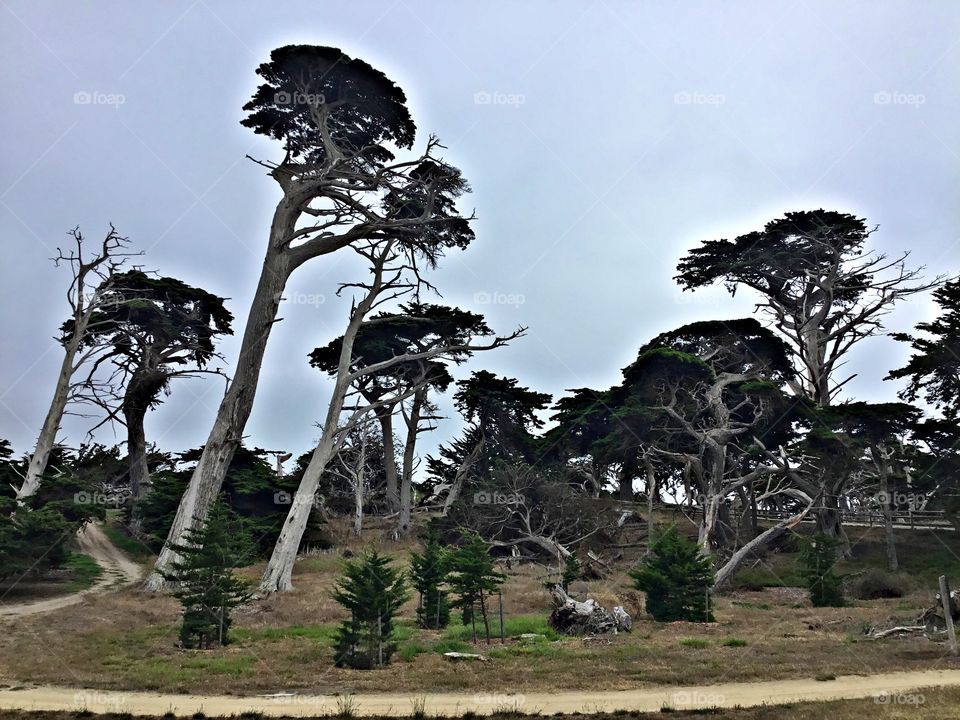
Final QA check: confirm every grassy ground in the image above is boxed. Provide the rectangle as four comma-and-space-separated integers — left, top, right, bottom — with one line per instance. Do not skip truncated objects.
1, 516, 958, 696
1, 686, 960, 718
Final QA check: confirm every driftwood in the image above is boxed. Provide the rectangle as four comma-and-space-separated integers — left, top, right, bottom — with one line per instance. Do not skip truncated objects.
443, 652, 488, 662
548, 585, 631, 635
869, 588, 960, 640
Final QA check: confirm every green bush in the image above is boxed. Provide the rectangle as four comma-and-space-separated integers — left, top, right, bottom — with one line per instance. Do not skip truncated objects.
630, 526, 714, 622
798, 532, 845, 607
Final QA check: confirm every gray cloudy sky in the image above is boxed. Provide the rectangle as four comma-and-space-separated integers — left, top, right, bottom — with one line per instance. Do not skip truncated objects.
2, 1, 959, 466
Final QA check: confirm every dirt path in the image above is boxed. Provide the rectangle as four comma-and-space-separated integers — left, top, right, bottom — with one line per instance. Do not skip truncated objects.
0, 523, 142, 618
0, 669, 958, 716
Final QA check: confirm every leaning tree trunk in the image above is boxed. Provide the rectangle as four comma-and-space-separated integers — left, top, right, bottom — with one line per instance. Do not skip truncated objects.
147, 206, 298, 589
441, 435, 485, 516
259, 257, 384, 593
397, 387, 425, 536
16, 339, 80, 501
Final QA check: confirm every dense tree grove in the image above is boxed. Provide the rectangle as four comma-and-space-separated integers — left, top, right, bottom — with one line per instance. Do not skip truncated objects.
6, 45, 959, 656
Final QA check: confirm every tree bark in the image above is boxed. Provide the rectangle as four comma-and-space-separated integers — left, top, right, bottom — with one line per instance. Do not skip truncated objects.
397, 387, 425, 536
147, 205, 297, 589
16, 343, 78, 501
376, 407, 400, 512
873, 447, 899, 572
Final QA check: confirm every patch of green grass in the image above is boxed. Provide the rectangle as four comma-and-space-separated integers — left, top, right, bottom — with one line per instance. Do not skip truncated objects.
731, 600, 771, 610
63, 552, 101, 591
295, 555, 341, 574
442, 614, 559, 642
723, 637, 748, 647
233, 624, 338, 644
101, 525, 154, 561
488, 642, 565, 659
180, 655, 257, 675
679, 638, 709, 649
397, 642, 430, 662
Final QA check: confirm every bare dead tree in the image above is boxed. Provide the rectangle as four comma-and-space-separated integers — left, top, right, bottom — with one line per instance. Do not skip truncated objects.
15, 226, 139, 501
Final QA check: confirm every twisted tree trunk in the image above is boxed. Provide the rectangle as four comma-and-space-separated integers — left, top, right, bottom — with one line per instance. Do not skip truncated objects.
397, 387, 425, 536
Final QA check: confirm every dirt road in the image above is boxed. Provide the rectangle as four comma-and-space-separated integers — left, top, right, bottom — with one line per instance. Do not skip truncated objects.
0, 669, 957, 716
0, 523, 142, 618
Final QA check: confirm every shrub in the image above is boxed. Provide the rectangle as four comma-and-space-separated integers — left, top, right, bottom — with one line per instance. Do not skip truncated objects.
849, 568, 906, 599
332, 551, 409, 669
630, 526, 714, 622
798, 532, 845, 607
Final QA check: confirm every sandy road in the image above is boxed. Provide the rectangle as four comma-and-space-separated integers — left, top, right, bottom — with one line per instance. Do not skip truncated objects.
0, 523, 143, 618
0, 669, 958, 716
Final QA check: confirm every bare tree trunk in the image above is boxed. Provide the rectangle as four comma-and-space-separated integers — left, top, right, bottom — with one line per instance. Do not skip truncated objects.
874, 447, 899, 572
618, 462, 634, 501
377, 407, 400, 512
644, 459, 657, 545
147, 232, 296, 590
397, 388, 425, 536
17, 345, 78, 501
441, 436, 485, 516
259, 248, 389, 593
124, 405, 149, 533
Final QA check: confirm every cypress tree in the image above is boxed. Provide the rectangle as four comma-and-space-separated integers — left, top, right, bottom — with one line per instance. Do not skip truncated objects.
448, 530, 506, 643
799, 532, 845, 607
332, 551, 409, 669
409, 523, 451, 629
162, 501, 253, 648
630, 525, 715, 622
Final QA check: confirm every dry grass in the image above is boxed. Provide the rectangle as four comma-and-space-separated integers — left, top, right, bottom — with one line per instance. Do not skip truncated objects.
1, 516, 959, 696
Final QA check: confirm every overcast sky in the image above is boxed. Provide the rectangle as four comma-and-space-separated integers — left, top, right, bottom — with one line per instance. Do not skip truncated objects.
2, 1, 959, 469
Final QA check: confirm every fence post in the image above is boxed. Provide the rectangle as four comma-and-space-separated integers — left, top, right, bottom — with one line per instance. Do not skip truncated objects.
939, 575, 958, 656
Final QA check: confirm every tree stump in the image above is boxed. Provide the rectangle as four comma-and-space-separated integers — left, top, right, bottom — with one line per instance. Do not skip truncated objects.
548, 585, 631, 635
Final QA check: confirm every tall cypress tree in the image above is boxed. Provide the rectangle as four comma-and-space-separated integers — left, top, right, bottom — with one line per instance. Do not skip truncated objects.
162, 501, 253, 648
332, 551, 409, 669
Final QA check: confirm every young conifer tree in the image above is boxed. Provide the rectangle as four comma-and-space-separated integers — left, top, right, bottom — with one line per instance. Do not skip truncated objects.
448, 530, 506, 643
630, 526, 715, 622
410, 523, 451, 629
332, 551, 409, 669
162, 501, 253, 648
